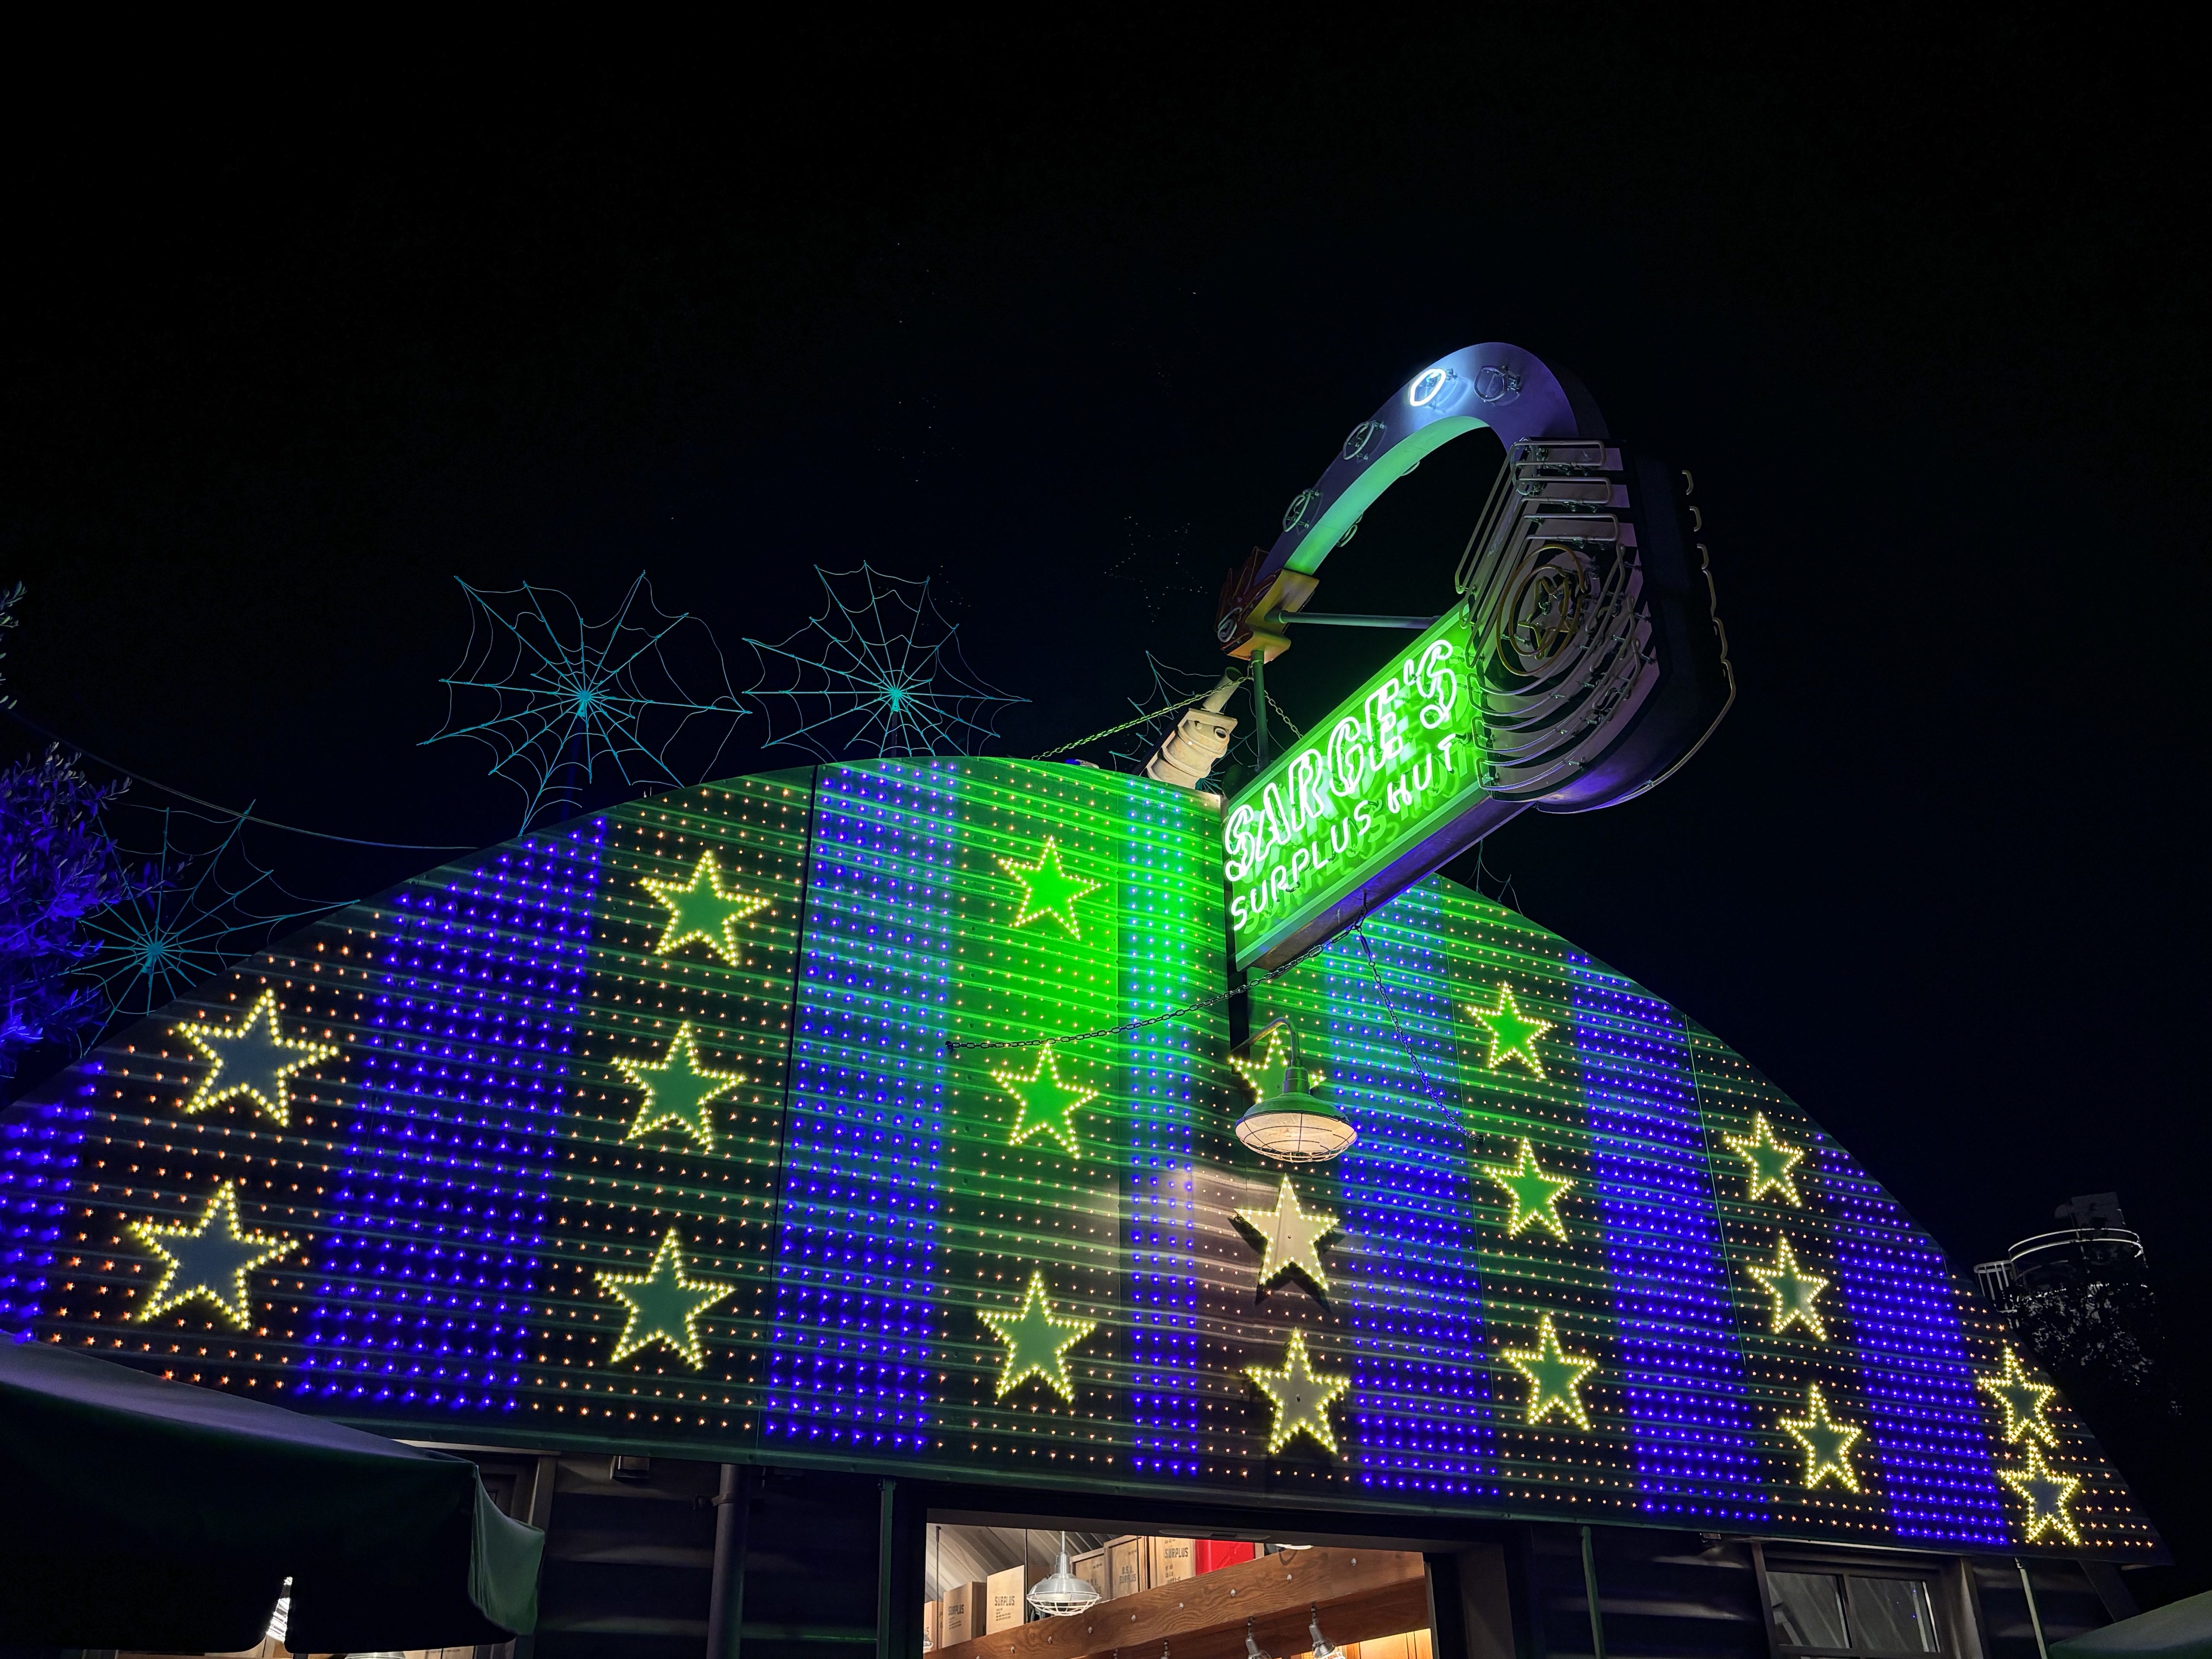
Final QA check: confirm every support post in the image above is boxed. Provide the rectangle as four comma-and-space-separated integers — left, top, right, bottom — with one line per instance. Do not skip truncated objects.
706, 1465, 753, 1659
875, 1478, 921, 1659
1250, 651, 1271, 768
1579, 1527, 1607, 1659
2015, 1559, 2050, 1659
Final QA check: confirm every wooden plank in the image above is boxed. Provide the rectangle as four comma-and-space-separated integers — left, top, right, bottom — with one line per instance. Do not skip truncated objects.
932, 1548, 1428, 1659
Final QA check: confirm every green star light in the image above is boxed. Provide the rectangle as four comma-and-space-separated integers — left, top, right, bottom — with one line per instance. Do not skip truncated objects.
1780, 1382, 1862, 1491
175, 989, 340, 1127
1247, 1327, 1352, 1454
997, 837, 1102, 938
1479, 1139, 1575, 1240
1235, 1174, 1340, 1296
1748, 1235, 1830, 1338
2000, 1443, 2083, 1544
1502, 1313, 1597, 1428
641, 849, 770, 963
1466, 983, 1553, 1077
130, 1182, 291, 1328
1724, 1112, 1806, 1205
1980, 1348, 2060, 1445
989, 1042, 1098, 1158
615, 1021, 746, 1150
597, 1230, 735, 1369
979, 1270, 1097, 1401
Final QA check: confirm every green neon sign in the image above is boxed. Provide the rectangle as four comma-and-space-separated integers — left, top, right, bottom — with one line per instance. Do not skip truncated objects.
1224, 603, 1489, 966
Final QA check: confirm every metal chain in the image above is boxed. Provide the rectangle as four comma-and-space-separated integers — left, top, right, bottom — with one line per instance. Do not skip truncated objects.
1264, 688, 1305, 739
1031, 686, 1217, 761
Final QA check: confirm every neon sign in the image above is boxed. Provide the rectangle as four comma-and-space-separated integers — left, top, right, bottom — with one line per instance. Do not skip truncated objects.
1224, 604, 1488, 966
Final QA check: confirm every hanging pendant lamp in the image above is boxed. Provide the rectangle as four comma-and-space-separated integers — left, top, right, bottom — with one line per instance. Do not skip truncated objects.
1027, 1531, 1103, 1617
1232, 1020, 1356, 1162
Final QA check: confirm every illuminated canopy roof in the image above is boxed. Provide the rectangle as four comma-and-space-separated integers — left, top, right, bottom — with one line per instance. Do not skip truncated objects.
0, 758, 2151, 1556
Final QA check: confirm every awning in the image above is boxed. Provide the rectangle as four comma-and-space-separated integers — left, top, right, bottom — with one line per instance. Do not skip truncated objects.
0, 1337, 543, 1652
2053, 1592, 2212, 1659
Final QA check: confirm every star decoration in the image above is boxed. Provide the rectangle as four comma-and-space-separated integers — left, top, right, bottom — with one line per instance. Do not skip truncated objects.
640, 849, 769, 964
1502, 1313, 1598, 1428
1247, 1328, 1352, 1454
996, 837, 1102, 938
1724, 1112, 1806, 1205
596, 1230, 734, 1369
1230, 1021, 1323, 1103
1980, 1348, 2060, 1446
1479, 1139, 1575, 1240
1466, 983, 1553, 1077
129, 1182, 291, 1328
1780, 1382, 1863, 1491
989, 1043, 1099, 1158
1748, 1235, 1831, 1338
614, 1022, 745, 1150
174, 990, 340, 1127
1999, 1443, 2083, 1544
978, 1270, 1098, 1401
1235, 1174, 1340, 1296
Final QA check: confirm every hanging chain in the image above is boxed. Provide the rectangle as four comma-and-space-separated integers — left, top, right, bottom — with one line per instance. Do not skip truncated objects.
1031, 686, 1217, 760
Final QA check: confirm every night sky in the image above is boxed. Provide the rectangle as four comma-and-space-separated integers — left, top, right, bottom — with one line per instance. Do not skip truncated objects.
3, 23, 2203, 1300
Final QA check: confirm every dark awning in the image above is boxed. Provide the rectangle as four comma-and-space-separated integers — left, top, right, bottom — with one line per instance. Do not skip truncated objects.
2054, 1592, 2212, 1659
0, 1337, 543, 1653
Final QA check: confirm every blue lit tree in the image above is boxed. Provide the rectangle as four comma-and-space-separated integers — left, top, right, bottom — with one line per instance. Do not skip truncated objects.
0, 745, 140, 1076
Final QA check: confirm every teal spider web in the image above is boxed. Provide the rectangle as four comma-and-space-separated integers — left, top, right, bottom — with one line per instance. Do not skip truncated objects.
745, 563, 1023, 760
424, 573, 749, 831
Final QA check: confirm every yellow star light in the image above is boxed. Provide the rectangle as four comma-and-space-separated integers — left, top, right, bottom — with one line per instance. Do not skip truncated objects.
989, 1042, 1099, 1158
1247, 1328, 1352, 1454
996, 837, 1102, 938
1235, 1174, 1341, 1295
1780, 1382, 1863, 1491
1230, 1021, 1324, 1101
174, 989, 340, 1127
596, 1230, 735, 1369
1479, 1139, 1575, 1240
1724, 1112, 1806, 1205
1747, 1235, 1830, 1338
130, 1182, 291, 1328
1980, 1348, 2060, 1446
640, 849, 769, 964
614, 1022, 746, 1150
1466, 983, 1553, 1077
978, 1271, 1098, 1401
1502, 1313, 1598, 1428
1999, 1443, 2083, 1545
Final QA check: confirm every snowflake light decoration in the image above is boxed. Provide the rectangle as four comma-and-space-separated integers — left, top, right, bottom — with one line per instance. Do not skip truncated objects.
746, 564, 1023, 760
83, 806, 327, 1027
424, 574, 748, 831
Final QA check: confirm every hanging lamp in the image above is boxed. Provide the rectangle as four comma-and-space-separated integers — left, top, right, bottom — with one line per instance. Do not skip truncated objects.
1232, 1020, 1355, 1162
1027, 1531, 1103, 1618
1307, 1606, 1344, 1659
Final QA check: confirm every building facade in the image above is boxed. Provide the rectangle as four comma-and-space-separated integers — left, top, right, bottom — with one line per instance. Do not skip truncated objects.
0, 759, 2152, 1659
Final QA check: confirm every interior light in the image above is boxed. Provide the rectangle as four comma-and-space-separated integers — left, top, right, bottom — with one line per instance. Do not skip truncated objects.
1028, 1531, 1103, 1618
1308, 1606, 1344, 1659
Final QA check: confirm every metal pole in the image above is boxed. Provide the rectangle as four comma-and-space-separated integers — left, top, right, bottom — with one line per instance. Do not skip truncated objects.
2015, 1559, 2050, 1659
705, 1465, 753, 1659
1250, 652, 1271, 768
1579, 1526, 1607, 1659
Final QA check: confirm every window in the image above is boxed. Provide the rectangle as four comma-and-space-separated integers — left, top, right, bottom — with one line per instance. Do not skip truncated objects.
1768, 1569, 1940, 1656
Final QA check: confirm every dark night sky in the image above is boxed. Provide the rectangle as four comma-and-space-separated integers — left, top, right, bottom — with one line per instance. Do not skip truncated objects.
3, 21, 2204, 1291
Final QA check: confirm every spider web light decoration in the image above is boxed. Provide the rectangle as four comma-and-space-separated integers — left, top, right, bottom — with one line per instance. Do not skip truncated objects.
82, 806, 330, 1028
424, 574, 748, 831
746, 564, 1023, 760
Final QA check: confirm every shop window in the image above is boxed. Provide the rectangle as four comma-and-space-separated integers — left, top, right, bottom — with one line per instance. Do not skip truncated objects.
1767, 1569, 1941, 1656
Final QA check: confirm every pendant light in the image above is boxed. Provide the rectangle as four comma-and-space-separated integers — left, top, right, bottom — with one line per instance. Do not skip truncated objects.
1307, 1606, 1344, 1659
1028, 1531, 1103, 1618
1232, 1020, 1356, 1163
1246, 1618, 1272, 1659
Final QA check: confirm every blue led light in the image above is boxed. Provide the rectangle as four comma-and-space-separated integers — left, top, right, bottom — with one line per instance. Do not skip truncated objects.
763, 762, 955, 1452
1572, 957, 1765, 1523
1821, 1145, 2011, 1545
298, 821, 604, 1410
